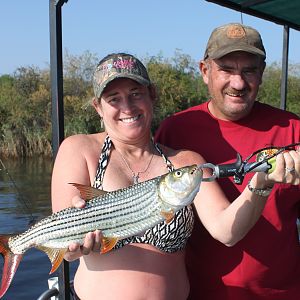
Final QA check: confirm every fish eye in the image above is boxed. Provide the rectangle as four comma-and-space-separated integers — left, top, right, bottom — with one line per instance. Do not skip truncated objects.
174, 170, 182, 177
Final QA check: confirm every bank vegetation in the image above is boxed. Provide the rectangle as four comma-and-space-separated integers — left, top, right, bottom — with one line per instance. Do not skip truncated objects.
0, 50, 299, 157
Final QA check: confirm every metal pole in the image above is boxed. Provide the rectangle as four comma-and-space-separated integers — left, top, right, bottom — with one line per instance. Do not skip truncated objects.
280, 25, 289, 111
49, 1, 70, 299
50, 0, 66, 154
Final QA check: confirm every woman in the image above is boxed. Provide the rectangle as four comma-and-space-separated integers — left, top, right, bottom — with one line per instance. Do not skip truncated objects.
51, 53, 300, 300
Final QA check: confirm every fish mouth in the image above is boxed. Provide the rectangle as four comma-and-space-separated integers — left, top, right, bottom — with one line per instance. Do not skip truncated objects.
159, 165, 202, 207
120, 114, 142, 123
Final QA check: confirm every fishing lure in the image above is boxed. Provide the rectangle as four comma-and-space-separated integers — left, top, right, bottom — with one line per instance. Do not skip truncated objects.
200, 142, 300, 184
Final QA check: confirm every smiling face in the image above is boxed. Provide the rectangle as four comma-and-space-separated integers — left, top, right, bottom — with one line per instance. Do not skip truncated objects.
200, 51, 265, 121
93, 78, 155, 143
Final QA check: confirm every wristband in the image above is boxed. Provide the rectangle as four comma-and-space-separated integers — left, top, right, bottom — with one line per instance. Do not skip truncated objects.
247, 180, 273, 197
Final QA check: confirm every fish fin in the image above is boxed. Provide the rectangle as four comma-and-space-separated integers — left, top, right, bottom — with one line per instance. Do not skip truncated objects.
69, 183, 107, 201
0, 235, 23, 299
100, 237, 119, 254
161, 210, 175, 224
37, 246, 67, 274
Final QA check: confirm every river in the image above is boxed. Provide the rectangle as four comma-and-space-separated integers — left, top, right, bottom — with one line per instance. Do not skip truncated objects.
0, 157, 77, 300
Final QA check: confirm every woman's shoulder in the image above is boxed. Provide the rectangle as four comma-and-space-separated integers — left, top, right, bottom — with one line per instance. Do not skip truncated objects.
58, 132, 106, 156
61, 132, 105, 145
157, 143, 205, 168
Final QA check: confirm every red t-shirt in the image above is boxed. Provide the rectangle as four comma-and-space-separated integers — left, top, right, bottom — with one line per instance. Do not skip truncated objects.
155, 101, 300, 300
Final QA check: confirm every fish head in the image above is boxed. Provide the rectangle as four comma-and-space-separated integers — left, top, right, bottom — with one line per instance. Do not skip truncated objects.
158, 165, 202, 208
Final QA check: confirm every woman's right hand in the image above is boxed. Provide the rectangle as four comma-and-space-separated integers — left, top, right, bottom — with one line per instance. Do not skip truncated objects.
256, 150, 300, 188
64, 195, 103, 262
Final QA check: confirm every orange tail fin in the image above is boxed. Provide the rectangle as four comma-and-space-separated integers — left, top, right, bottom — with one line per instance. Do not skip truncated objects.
0, 235, 23, 299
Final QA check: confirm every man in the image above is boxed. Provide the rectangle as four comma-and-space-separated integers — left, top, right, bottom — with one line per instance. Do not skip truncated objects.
155, 23, 300, 300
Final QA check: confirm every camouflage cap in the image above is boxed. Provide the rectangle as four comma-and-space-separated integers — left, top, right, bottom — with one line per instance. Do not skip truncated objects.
204, 23, 266, 60
93, 53, 151, 99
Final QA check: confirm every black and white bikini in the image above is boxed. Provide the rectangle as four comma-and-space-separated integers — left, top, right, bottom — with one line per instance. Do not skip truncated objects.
93, 135, 194, 253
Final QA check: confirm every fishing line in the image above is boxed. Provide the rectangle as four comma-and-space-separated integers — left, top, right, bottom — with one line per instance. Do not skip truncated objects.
0, 158, 37, 226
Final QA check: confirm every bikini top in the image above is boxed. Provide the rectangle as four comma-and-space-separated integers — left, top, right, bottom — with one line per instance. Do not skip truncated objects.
93, 135, 194, 253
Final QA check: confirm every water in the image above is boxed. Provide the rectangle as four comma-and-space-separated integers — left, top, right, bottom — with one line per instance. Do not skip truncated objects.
0, 157, 77, 300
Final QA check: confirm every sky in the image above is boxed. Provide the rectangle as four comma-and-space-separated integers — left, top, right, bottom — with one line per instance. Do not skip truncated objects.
1, 0, 300, 75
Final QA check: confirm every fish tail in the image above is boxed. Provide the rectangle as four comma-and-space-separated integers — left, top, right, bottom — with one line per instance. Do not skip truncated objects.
0, 235, 23, 299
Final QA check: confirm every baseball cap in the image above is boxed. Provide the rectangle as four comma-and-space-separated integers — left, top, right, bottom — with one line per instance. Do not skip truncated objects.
93, 53, 151, 99
204, 23, 266, 60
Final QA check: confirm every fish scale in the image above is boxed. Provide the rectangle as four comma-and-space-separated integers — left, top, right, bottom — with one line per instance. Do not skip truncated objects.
9, 178, 161, 253
0, 164, 202, 299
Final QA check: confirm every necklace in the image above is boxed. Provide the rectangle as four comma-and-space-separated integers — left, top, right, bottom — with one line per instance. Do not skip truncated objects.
117, 148, 155, 184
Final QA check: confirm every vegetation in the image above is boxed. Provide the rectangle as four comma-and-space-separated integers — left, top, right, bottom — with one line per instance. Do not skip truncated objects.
0, 51, 299, 157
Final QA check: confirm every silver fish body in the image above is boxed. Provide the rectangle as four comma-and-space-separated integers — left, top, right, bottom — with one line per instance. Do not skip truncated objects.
0, 165, 202, 299
8, 165, 202, 254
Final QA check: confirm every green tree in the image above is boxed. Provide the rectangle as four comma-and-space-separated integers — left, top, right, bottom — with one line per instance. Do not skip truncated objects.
62, 50, 102, 136
0, 68, 52, 156
0, 51, 299, 157
145, 51, 208, 132
259, 63, 300, 116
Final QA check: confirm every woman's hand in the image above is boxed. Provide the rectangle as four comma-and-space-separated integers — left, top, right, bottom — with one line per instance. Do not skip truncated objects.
258, 150, 300, 187
64, 195, 103, 262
